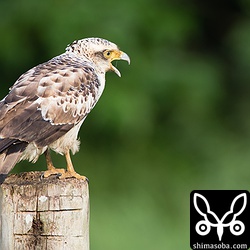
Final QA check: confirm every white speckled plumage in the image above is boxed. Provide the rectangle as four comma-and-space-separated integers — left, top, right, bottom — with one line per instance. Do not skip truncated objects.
0, 38, 130, 183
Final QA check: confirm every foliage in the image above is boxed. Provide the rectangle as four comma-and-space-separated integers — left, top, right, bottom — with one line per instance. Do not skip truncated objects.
0, 0, 249, 249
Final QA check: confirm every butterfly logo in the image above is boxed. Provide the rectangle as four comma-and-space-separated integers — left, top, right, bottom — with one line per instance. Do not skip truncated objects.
193, 193, 247, 241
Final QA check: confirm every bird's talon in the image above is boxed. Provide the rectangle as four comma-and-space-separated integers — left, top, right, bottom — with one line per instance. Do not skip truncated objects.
56, 173, 63, 178
59, 171, 87, 181
43, 168, 66, 178
40, 173, 45, 180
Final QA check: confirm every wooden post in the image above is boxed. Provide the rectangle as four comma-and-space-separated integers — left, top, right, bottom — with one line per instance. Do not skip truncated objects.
0, 171, 89, 250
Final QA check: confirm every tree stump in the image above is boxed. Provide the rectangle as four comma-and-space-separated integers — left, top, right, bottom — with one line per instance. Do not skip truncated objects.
0, 171, 89, 250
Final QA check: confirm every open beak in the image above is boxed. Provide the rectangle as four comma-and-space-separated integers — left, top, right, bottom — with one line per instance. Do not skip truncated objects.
110, 51, 130, 77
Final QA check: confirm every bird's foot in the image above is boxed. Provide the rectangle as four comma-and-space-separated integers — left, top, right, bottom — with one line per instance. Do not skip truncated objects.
43, 167, 66, 178
59, 171, 88, 182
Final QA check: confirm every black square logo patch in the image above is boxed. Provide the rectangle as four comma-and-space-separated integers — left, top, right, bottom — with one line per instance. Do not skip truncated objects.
190, 190, 250, 250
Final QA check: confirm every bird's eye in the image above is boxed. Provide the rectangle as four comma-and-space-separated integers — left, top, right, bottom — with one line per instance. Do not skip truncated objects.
104, 50, 112, 58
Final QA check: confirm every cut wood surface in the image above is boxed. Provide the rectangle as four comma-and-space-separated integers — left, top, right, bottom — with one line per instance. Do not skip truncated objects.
0, 171, 89, 250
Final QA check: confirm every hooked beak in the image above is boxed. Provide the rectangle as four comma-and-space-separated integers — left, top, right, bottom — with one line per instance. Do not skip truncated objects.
110, 51, 130, 77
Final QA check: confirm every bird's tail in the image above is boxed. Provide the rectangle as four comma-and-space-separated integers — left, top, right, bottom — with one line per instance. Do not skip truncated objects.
0, 139, 27, 184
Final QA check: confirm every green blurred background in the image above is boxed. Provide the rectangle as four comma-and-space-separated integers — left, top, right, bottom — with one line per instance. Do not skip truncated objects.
0, 0, 250, 249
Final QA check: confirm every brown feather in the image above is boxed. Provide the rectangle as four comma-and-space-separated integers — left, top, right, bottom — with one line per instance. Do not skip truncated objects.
0, 140, 28, 184
0, 37, 129, 182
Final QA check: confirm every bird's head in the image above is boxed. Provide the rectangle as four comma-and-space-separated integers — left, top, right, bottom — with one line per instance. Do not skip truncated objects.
66, 38, 130, 77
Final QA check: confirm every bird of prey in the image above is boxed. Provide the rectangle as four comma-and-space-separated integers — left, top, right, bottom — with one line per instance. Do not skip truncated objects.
0, 37, 130, 184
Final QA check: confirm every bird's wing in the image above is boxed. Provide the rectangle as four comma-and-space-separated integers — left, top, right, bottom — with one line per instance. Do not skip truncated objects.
0, 54, 100, 148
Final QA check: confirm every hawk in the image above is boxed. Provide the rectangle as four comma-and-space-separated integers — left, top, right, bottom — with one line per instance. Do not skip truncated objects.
0, 38, 130, 184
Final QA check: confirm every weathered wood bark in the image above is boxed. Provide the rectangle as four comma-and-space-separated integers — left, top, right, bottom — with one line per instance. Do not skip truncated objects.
0, 171, 89, 250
